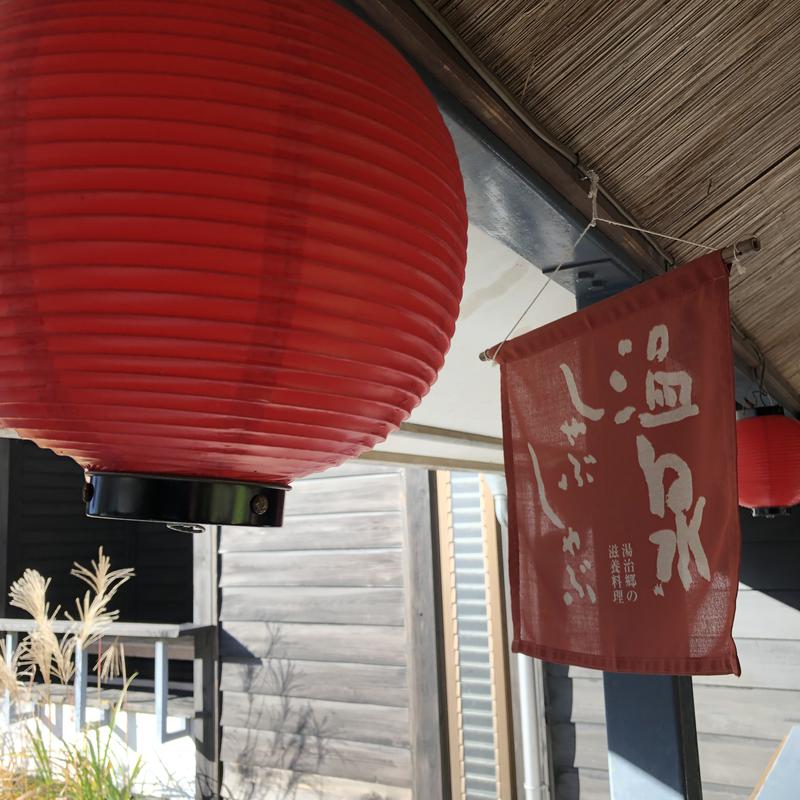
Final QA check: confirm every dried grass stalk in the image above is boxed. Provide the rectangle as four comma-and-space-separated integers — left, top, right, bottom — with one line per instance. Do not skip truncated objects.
67, 547, 135, 650
5, 548, 135, 687
95, 640, 126, 684
0, 640, 25, 700
8, 571, 69, 685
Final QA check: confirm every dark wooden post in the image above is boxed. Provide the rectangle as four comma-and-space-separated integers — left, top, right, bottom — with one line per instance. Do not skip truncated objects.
574, 287, 704, 800
402, 468, 449, 799
193, 525, 220, 799
0, 439, 9, 615
604, 674, 702, 799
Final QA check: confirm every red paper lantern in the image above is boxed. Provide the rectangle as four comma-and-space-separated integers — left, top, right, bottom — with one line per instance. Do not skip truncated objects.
736, 407, 800, 517
0, 0, 467, 526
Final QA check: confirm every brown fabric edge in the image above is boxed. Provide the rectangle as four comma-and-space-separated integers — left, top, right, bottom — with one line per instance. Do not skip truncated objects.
512, 638, 741, 676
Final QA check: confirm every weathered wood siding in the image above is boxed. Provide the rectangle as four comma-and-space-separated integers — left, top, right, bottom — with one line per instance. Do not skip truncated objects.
218, 463, 442, 800
547, 506, 800, 799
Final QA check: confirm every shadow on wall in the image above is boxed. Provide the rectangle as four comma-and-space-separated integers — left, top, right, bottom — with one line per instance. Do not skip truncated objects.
220, 624, 338, 800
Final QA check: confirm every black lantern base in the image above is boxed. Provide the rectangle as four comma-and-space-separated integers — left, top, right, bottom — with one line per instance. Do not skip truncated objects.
736, 405, 785, 420
751, 506, 791, 518
84, 472, 287, 528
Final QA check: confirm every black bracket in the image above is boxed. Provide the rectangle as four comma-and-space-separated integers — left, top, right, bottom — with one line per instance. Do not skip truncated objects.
84, 472, 287, 528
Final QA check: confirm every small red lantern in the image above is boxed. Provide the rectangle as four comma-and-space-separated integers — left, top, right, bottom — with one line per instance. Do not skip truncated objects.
736, 407, 800, 517
0, 0, 468, 526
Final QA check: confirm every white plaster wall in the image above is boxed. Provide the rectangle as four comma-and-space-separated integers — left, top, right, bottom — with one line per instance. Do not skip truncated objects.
373, 223, 576, 465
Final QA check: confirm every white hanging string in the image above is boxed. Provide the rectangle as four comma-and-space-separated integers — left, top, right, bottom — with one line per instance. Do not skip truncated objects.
486, 171, 748, 364
729, 242, 746, 276
486, 171, 599, 365
486, 219, 595, 365
592, 217, 715, 253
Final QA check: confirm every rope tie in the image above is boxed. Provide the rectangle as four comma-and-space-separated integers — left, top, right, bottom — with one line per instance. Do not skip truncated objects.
487, 219, 594, 365
592, 217, 715, 253
586, 169, 599, 227
730, 242, 746, 276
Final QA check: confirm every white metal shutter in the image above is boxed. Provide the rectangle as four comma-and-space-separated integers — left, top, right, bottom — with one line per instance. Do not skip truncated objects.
451, 471, 499, 799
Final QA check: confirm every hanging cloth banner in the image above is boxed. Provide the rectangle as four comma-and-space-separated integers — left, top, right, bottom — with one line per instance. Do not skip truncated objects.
496, 252, 741, 675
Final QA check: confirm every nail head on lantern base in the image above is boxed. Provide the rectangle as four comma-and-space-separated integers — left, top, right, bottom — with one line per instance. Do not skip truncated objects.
85, 472, 288, 528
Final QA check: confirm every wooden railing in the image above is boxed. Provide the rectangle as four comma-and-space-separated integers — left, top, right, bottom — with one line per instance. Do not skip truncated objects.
0, 620, 214, 745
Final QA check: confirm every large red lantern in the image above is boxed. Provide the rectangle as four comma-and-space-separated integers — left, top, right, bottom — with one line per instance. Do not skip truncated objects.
736, 407, 800, 517
0, 0, 467, 526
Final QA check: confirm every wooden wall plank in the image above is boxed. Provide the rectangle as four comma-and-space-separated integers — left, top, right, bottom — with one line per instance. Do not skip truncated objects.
553, 767, 749, 799
550, 675, 800, 741
547, 663, 603, 681
221, 693, 410, 748
222, 765, 412, 800
696, 734, 781, 790
302, 463, 401, 480
283, 473, 403, 516
552, 722, 779, 790
219, 548, 403, 588
219, 512, 404, 553
693, 685, 800, 741
220, 659, 408, 707
550, 722, 607, 772
218, 466, 415, 793
733, 590, 800, 640
220, 622, 407, 667
221, 727, 413, 787
702, 785, 751, 800
220, 586, 405, 626
695, 639, 800, 691
554, 767, 609, 800
218, 465, 416, 793
547, 676, 604, 726
401, 468, 446, 799
553, 638, 800, 691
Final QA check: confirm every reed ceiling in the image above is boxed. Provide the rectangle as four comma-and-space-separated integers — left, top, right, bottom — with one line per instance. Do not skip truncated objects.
430, 0, 800, 400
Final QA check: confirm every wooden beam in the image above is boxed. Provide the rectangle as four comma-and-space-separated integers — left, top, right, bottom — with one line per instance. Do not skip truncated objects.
574, 228, 703, 800
0, 440, 9, 616
435, 471, 467, 800
402, 468, 448, 798
398, 423, 503, 449
343, 0, 799, 414
604, 674, 702, 800
359, 450, 504, 474
0, 619, 210, 639
343, 0, 662, 282
193, 526, 220, 800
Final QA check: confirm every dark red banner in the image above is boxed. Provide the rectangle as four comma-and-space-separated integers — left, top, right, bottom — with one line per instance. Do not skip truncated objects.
498, 253, 740, 674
